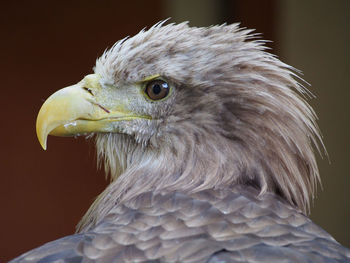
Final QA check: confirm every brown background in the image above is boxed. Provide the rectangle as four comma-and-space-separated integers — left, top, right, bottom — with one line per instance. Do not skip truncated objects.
1, 1, 349, 261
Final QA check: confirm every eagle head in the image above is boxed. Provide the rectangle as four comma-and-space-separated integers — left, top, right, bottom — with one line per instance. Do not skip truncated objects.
36, 22, 322, 231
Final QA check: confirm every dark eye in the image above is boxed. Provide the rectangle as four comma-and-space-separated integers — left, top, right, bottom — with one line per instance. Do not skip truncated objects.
145, 80, 170, 100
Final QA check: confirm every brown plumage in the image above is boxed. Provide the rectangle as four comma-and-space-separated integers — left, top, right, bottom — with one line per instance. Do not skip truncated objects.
12, 21, 350, 262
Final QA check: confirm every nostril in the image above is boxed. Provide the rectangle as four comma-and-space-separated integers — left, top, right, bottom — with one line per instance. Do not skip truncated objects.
83, 87, 94, 96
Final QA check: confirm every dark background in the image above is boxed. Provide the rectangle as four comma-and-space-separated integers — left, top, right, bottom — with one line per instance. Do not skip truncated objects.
1, 1, 349, 261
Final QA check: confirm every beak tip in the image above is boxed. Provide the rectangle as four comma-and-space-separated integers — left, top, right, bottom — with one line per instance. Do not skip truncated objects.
36, 125, 48, 150
38, 136, 47, 150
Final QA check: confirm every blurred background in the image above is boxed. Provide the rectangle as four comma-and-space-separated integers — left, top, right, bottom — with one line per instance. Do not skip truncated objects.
1, 0, 349, 261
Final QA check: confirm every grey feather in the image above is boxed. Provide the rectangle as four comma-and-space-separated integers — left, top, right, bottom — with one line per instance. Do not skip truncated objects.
11, 186, 350, 262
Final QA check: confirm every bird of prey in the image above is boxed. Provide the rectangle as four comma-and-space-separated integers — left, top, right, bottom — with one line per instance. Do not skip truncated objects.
11, 21, 350, 262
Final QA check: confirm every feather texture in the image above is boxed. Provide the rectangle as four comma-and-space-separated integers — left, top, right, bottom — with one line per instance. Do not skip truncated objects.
11, 186, 350, 262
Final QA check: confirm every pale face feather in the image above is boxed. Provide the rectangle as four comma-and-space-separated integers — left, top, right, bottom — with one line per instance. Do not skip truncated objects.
78, 22, 323, 232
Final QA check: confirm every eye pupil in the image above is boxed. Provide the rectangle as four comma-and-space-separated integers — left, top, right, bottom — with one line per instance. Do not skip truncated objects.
152, 84, 161, 94
145, 80, 170, 101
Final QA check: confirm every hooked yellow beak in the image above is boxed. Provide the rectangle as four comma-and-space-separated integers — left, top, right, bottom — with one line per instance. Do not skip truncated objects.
36, 74, 145, 150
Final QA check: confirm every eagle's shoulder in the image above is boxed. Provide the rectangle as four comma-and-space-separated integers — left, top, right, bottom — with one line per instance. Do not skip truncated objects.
11, 187, 350, 263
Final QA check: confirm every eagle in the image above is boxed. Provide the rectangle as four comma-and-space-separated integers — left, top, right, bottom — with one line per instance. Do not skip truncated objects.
11, 21, 350, 262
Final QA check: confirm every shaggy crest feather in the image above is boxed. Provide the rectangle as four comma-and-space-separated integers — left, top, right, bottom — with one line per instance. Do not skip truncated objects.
77, 21, 323, 232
